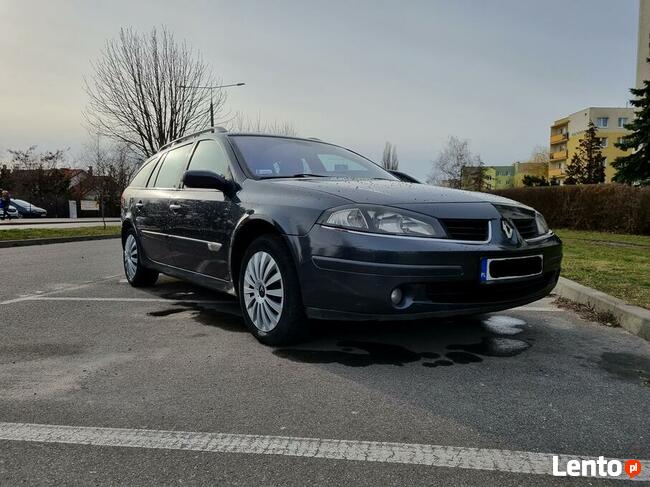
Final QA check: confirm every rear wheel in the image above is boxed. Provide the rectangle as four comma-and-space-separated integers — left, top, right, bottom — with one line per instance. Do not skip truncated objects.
123, 228, 159, 287
238, 235, 306, 345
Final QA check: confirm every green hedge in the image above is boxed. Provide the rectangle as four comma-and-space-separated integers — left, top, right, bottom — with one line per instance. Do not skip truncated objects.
493, 184, 650, 235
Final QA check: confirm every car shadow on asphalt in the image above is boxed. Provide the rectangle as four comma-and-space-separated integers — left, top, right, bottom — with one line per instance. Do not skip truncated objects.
142, 277, 533, 369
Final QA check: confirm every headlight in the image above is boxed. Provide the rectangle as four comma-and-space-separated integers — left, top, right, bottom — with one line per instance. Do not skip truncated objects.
320, 205, 446, 238
535, 212, 550, 235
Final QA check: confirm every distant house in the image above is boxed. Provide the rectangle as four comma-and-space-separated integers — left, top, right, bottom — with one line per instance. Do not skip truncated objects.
7, 166, 117, 216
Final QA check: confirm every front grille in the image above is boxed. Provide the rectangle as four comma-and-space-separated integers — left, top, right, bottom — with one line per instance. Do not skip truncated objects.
424, 271, 557, 304
441, 219, 489, 242
512, 218, 539, 239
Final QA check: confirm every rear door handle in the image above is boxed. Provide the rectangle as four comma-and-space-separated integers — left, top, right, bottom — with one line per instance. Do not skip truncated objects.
169, 204, 182, 211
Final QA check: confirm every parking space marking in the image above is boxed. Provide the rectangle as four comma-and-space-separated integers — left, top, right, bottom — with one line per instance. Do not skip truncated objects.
0, 422, 647, 480
0, 275, 122, 305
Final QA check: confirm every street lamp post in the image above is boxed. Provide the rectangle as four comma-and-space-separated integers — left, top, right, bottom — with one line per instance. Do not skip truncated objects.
178, 82, 245, 127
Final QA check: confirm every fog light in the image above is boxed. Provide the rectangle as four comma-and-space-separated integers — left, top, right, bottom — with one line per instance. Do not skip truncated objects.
390, 288, 403, 305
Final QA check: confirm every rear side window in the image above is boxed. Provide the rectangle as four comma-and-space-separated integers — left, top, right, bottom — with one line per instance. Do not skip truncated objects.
152, 144, 193, 188
187, 140, 231, 179
129, 156, 159, 187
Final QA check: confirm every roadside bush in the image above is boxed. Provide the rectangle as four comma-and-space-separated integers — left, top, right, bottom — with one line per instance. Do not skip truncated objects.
493, 184, 650, 235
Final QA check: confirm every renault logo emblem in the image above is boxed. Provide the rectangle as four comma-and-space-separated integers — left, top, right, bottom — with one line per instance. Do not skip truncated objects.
501, 219, 514, 239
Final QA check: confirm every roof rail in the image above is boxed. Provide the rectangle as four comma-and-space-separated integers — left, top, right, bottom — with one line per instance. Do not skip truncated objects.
159, 126, 228, 152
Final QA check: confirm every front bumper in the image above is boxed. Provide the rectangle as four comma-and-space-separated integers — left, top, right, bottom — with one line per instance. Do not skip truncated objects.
287, 222, 562, 321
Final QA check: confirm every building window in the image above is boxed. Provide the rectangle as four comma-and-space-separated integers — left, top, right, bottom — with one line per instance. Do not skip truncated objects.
618, 117, 628, 128
599, 138, 608, 148
596, 117, 609, 128
617, 137, 624, 145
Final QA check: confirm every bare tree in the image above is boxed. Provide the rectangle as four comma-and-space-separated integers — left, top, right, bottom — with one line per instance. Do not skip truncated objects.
381, 141, 399, 171
81, 134, 140, 227
84, 26, 224, 158
229, 111, 298, 136
427, 136, 472, 188
530, 145, 550, 164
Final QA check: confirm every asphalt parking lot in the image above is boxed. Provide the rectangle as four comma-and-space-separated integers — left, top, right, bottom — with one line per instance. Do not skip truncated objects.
0, 239, 649, 485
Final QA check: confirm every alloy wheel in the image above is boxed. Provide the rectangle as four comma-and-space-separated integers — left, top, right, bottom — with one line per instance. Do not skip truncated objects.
243, 251, 284, 332
124, 234, 138, 281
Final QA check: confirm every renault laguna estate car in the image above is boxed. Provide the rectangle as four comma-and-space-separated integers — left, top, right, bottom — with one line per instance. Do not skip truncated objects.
121, 127, 562, 345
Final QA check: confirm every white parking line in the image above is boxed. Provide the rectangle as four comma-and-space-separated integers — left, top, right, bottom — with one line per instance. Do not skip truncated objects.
0, 422, 646, 480
0, 275, 122, 305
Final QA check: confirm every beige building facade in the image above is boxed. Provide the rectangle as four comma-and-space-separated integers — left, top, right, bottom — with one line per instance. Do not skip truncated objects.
549, 107, 636, 183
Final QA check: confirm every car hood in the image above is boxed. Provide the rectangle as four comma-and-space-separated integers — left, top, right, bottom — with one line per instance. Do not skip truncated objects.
269, 178, 529, 208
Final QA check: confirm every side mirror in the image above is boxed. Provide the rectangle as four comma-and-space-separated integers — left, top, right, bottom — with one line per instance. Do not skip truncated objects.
183, 170, 237, 196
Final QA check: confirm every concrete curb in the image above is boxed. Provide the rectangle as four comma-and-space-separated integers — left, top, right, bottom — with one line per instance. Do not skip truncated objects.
0, 219, 121, 227
553, 276, 650, 341
0, 234, 120, 249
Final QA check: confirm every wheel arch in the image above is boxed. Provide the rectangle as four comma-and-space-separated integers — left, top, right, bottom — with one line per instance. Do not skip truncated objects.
121, 219, 134, 245
229, 216, 298, 292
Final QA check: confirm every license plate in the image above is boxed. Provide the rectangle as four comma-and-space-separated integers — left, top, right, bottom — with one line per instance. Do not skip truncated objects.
480, 255, 543, 282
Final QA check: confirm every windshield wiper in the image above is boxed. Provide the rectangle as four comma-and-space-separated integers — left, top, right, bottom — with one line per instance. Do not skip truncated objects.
288, 173, 330, 178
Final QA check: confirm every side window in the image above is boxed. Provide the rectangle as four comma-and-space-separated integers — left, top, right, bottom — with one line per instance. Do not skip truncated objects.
129, 156, 159, 187
152, 144, 193, 188
187, 140, 231, 179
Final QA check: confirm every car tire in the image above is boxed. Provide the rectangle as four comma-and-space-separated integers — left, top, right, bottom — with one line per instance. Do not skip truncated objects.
238, 234, 307, 346
123, 228, 159, 287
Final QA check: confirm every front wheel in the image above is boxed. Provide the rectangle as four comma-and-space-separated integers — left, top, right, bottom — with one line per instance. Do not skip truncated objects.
123, 228, 159, 287
238, 235, 307, 345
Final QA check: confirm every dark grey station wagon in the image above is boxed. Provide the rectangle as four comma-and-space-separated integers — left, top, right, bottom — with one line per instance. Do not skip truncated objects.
121, 127, 562, 345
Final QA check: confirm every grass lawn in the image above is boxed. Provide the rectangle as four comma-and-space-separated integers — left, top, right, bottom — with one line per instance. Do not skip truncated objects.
0, 225, 121, 241
555, 229, 650, 309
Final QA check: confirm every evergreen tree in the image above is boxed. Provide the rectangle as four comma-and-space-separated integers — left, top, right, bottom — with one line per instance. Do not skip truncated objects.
564, 153, 584, 185
563, 122, 606, 184
613, 41, 650, 185
522, 175, 549, 187
468, 156, 488, 191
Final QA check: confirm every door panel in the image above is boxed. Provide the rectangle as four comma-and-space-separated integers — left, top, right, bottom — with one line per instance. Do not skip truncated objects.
139, 143, 194, 267
168, 189, 231, 277
167, 138, 238, 280
137, 189, 173, 265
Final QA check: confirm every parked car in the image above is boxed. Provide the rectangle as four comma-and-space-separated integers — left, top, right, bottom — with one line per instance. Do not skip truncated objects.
1, 206, 19, 220
121, 128, 562, 345
10, 199, 47, 218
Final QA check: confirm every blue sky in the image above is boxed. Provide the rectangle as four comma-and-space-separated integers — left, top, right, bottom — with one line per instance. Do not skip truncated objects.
0, 0, 641, 179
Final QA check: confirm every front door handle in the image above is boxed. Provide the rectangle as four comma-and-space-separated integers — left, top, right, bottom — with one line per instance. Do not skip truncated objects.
169, 204, 182, 211
135, 201, 143, 209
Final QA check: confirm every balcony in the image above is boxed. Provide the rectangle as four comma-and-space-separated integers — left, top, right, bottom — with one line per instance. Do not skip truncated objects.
550, 133, 569, 144
548, 167, 564, 178
550, 150, 568, 161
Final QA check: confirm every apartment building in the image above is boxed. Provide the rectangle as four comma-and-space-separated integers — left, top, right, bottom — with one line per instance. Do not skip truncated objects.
549, 107, 635, 183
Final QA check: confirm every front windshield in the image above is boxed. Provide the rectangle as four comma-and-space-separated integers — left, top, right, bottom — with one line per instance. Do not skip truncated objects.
11, 199, 29, 206
230, 135, 396, 180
